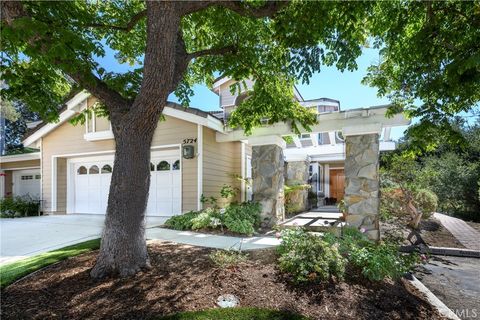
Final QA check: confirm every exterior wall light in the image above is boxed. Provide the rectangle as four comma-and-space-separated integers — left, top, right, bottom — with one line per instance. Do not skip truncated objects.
182, 145, 195, 159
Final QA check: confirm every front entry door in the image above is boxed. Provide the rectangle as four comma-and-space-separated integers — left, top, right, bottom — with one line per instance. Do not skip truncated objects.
329, 169, 345, 202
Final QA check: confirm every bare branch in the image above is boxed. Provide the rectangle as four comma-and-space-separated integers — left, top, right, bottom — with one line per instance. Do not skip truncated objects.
86, 9, 147, 32
1, 1, 27, 25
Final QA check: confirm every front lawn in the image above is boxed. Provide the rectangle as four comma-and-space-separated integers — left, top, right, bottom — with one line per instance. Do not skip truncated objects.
158, 307, 307, 320
1, 241, 442, 319
0, 238, 100, 288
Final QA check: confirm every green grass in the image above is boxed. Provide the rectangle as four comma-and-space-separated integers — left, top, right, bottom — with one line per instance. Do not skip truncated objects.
157, 307, 309, 320
0, 238, 100, 288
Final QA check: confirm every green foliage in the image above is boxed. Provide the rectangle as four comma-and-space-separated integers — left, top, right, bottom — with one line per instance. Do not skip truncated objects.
220, 184, 238, 199
324, 227, 418, 282
277, 228, 345, 283
348, 242, 418, 282
191, 208, 223, 230
0, 238, 100, 288
200, 194, 218, 208
156, 307, 308, 320
209, 250, 248, 268
381, 119, 480, 221
0, 196, 40, 217
164, 211, 199, 231
223, 202, 262, 235
364, 1, 480, 147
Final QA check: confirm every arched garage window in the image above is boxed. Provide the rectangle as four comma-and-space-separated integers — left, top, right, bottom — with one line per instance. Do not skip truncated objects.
157, 161, 170, 171
77, 166, 87, 175
150, 163, 155, 171
89, 165, 99, 174
101, 164, 112, 173
173, 160, 180, 170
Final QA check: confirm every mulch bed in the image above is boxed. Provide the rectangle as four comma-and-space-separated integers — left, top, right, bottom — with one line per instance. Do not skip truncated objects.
382, 216, 465, 248
1, 242, 442, 320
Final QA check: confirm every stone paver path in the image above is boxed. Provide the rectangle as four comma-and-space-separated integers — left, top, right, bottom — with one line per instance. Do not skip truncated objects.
147, 228, 280, 250
435, 213, 480, 251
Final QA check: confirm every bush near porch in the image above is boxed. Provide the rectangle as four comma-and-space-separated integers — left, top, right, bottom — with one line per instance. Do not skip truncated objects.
164, 202, 262, 236
277, 227, 420, 283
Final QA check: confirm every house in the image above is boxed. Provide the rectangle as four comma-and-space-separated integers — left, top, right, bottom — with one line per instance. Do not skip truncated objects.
0, 77, 409, 238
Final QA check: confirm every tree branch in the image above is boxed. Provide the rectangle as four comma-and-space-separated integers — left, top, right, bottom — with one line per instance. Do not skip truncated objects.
187, 45, 237, 60
1, 2, 131, 113
86, 9, 147, 32
179, 1, 288, 18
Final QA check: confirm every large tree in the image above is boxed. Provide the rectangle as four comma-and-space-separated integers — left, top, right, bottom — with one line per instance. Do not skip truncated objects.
1, 1, 478, 278
1, 1, 371, 278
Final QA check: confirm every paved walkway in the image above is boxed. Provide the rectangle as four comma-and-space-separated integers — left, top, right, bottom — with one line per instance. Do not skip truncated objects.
435, 213, 480, 251
146, 228, 280, 250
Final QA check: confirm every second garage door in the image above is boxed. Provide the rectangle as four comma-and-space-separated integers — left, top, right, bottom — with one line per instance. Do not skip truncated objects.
72, 149, 181, 216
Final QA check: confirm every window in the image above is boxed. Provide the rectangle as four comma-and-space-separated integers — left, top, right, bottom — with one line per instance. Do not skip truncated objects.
35, 174, 41, 179
299, 133, 311, 140
336, 131, 345, 142
150, 162, 155, 171
172, 160, 180, 170
21, 175, 33, 180
89, 165, 99, 174
101, 164, 112, 173
77, 166, 87, 175
157, 161, 170, 171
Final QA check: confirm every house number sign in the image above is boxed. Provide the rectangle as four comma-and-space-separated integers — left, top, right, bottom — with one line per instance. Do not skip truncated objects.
182, 138, 197, 144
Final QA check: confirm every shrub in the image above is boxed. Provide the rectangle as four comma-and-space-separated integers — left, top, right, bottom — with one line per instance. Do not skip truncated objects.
191, 208, 222, 230
0, 196, 40, 217
223, 202, 261, 235
324, 227, 418, 281
348, 241, 418, 281
209, 249, 248, 268
164, 211, 199, 230
380, 187, 438, 224
277, 228, 346, 283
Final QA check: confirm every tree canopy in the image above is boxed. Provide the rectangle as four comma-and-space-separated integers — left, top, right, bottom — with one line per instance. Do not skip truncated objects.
2, 1, 478, 139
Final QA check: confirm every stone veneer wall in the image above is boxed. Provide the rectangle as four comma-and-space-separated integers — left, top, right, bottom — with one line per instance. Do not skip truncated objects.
285, 160, 310, 213
344, 134, 380, 240
252, 144, 285, 226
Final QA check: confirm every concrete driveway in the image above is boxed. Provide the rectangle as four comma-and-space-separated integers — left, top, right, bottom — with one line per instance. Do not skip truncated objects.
0, 214, 166, 265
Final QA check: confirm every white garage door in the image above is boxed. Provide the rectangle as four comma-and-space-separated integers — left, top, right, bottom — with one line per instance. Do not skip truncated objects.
72, 149, 181, 216
13, 170, 41, 199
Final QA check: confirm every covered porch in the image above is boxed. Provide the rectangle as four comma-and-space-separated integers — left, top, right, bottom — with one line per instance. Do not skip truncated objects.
216, 105, 409, 240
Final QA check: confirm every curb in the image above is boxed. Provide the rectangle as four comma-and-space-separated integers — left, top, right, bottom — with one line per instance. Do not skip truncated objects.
406, 274, 460, 320
400, 245, 480, 258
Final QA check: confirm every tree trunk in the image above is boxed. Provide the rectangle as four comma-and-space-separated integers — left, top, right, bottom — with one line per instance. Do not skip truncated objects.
90, 112, 161, 278
90, 1, 185, 278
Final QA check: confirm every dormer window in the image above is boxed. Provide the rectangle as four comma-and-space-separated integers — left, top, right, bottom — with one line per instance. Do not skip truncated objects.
84, 108, 114, 141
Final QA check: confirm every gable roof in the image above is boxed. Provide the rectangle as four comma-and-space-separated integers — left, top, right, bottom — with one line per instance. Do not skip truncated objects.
22, 91, 225, 147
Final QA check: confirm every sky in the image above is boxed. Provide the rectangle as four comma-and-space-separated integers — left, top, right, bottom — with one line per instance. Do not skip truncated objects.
96, 47, 408, 140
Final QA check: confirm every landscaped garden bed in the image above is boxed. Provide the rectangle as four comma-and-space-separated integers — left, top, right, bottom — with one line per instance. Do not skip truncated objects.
1, 241, 442, 320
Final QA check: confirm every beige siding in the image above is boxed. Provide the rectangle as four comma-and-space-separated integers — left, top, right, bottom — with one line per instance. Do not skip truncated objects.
202, 127, 242, 208
219, 79, 254, 107
42, 114, 198, 214
94, 115, 110, 132
0, 159, 40, 170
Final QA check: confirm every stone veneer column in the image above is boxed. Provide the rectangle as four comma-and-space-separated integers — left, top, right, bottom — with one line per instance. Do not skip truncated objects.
285, 160, 310, 212
252, 144, 285, 226
344, 134, 380, 240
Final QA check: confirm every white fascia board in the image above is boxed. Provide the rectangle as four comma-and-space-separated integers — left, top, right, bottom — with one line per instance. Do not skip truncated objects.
293, 85, 304, 102
292, 135, 302, 148
211, 76, 232, 93
342, 123, 382, 137
0, 152, 41, 163
284, 144, 345, 159
217, 106, 410, 142
162, 107, 224, 133
22, 91, 91, 147
84, 130, 114, 141
247, 135, 286, 148
67, 91, 90, 111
